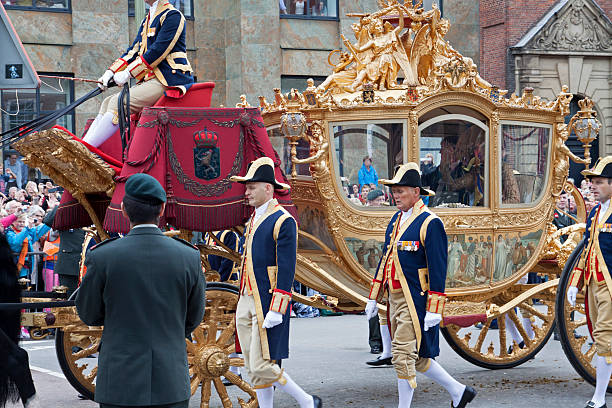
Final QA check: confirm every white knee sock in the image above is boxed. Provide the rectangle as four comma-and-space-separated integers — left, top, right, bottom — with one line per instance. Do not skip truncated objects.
505, 314, 523, 345
592, 355, 612, 407
82, 112, 118, 147
397, 378, 414, 408
522, 316, 535, 340
84, 113, 102, 139
274, 372, 313, 408
422, 360, 465, 407
381, 324, 392, 359
255, 386, 274, 408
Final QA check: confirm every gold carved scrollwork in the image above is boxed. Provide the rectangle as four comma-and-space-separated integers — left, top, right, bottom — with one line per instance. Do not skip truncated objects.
290, 120, 329, 174
551, 122, 590, 197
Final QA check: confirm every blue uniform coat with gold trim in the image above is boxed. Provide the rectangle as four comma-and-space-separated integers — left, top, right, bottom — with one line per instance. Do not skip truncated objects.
570, 203, 612, 290
239, 200, 297, 361
369, 201, 448, 359
109, 0, 193, 94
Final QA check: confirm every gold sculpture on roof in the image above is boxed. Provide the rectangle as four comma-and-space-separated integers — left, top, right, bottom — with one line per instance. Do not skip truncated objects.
317, 0, 496, 96
250, 0, 579, 117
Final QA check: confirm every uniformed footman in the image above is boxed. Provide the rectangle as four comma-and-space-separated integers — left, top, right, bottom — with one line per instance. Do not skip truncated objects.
76, 173, 206, 408
568, 156, 612, 408
230, 157, 322, 408
364, 163, 477, 408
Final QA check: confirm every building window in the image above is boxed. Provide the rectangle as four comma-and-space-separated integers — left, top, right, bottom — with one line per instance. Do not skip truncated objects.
280, 0, 338, 20
1, 74, 75, 146
128, 0, 193, 19
280, 75, 326, 95
2, 0, 70, 11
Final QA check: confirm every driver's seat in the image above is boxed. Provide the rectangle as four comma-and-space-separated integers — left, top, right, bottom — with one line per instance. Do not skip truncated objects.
153, 82, 215, 108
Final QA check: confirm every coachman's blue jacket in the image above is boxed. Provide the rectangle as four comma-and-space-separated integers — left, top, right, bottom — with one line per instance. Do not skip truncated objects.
239, 199, 297, 361
570, 202, 612, 292
108, 0, 193, 95
369, 199, 448, 359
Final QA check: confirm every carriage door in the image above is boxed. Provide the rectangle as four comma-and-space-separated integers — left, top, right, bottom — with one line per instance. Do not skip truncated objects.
418, 110, 493, 290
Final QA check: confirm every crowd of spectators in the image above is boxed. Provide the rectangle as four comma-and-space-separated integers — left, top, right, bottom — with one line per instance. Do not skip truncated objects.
0, 153, 64, 338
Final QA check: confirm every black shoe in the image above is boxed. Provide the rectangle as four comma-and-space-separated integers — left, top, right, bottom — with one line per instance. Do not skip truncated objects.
585, 401, 607, 408
370, 345, 382, 354
507, 340, 525, 354
452, 386, 477, 408
313, 395, 322, 408
77, 394, 88, 400
366, 356, 392, 366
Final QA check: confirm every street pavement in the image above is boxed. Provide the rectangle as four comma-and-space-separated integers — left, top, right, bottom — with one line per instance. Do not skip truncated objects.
9, 314, 602, 407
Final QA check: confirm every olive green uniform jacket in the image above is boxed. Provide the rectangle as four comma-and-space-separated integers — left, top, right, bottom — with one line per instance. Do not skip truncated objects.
76, 226, 206, 406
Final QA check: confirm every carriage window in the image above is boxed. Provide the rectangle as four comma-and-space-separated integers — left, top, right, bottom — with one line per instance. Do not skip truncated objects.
419, 118, 487, 208
501, 124, 550, 205
331, 122, 404, 207
267, 126, 311, 177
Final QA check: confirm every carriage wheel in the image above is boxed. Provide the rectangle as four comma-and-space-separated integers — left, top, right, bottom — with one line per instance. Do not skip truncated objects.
186, 283, 257, 408
441, 283, 556, 369
55, 288, 100, 400
56, 284, 258, 406
555, 239, 612, 391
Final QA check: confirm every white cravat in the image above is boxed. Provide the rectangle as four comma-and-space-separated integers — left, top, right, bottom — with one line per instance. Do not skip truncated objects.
400, 207, 413, 226
599, 199, 610, 221
253, 199, 272, 224
148, 0, 159, 18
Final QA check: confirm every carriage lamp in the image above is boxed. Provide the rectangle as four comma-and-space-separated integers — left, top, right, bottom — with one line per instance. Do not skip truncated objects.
280, 101, 307, 179
568, 98, 601, 163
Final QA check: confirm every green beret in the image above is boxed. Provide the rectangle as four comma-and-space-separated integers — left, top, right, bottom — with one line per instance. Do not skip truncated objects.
124, 173, 166, 204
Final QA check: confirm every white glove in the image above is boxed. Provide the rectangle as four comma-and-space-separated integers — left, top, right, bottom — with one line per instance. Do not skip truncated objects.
567, 286, 578, 307
98, 70, 114, 89
113, 70, 131, 86
365, 299, 378, 320
262, 310, 283, 329
423, 312, 442, 331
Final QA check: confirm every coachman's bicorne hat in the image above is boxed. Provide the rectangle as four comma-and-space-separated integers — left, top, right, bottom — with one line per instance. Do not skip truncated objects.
230, 157, 290, 190
582, 156, 612, 179
379, 162, 435, 196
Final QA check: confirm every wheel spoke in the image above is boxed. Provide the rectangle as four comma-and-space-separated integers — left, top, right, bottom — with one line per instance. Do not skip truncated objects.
194, 326, 207, 345
507, 309, 532, 348
217, 320, 236, 346
213, 377, 233, 408
473, 320, 491, 353
200, 379, 211, 408
518, 302, 549, 322
186, 339, 198, 355
229, 357, 245, 367
190, 374, 202, 395
499, 314, 508, 356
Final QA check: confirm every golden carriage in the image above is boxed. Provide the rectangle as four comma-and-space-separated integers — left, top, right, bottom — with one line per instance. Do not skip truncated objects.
11, 1, 605, 406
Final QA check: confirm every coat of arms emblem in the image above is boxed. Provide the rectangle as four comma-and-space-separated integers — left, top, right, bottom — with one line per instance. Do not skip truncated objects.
193, 127, 220, 180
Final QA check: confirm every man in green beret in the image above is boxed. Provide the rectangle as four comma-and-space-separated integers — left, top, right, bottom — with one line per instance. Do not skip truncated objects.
76, 173, 206, 408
